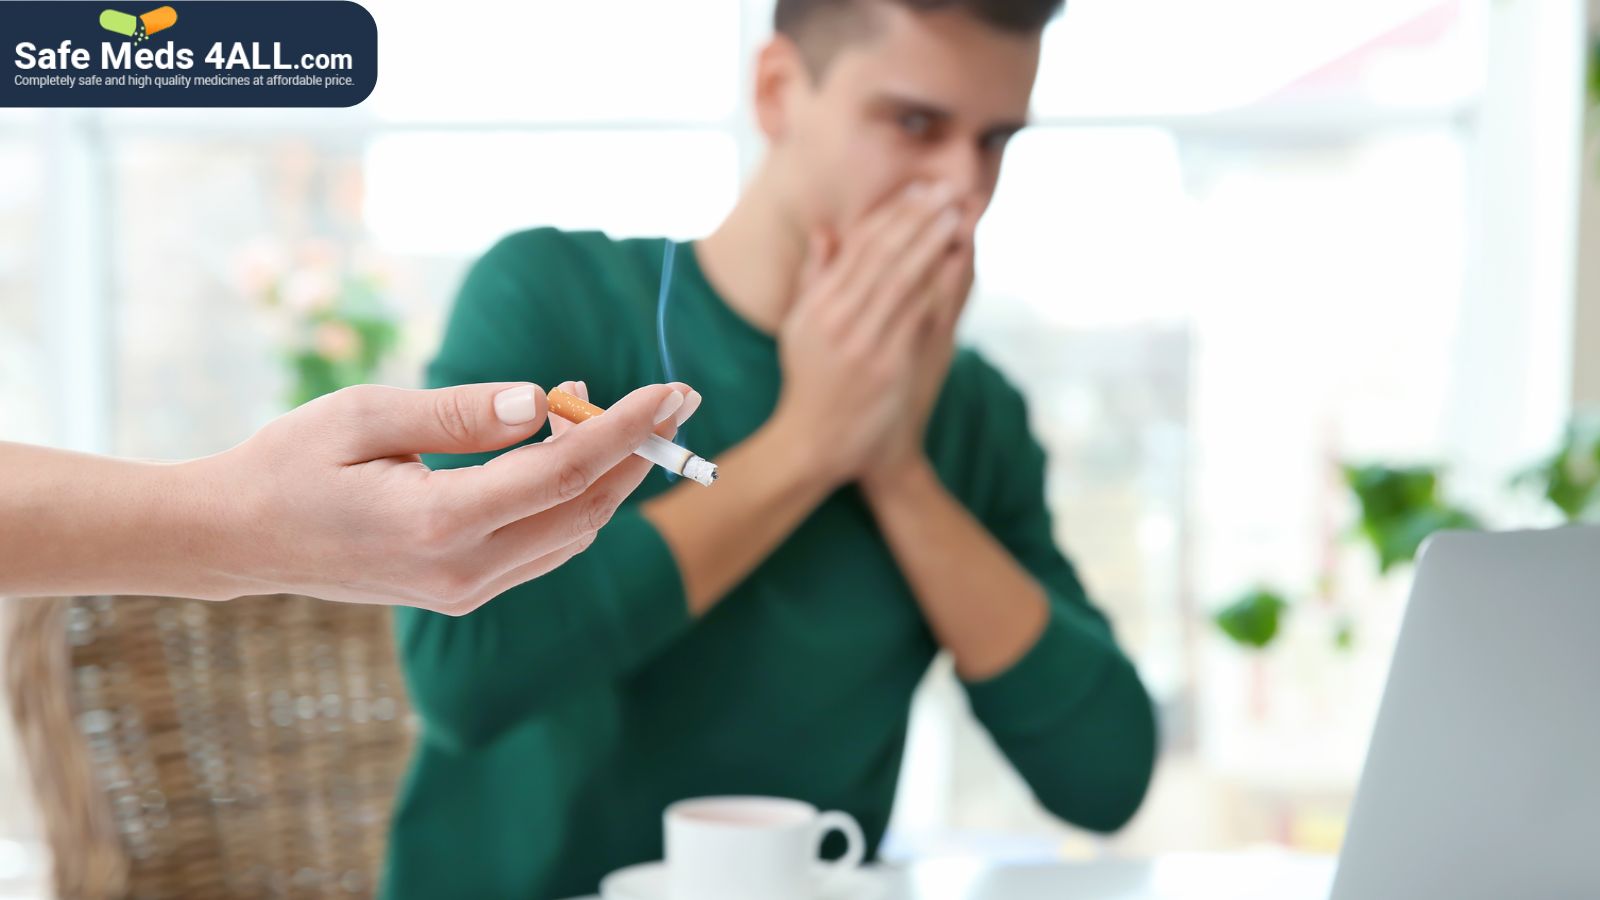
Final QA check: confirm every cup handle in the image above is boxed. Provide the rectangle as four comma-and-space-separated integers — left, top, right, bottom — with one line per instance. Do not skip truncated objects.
811, 810, 865, 892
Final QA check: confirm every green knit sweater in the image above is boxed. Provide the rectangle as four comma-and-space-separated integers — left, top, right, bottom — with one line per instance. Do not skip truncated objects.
382, 229, 1157, 900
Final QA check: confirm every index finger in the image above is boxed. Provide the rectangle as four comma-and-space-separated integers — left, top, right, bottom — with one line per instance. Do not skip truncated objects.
820, 182, 952, 305
432, 383, 689, 530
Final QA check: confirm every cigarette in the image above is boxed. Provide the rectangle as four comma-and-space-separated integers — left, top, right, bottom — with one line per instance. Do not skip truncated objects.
547, 388, 718, 487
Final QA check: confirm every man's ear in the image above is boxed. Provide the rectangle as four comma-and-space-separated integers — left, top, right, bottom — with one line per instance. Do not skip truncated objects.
754, 36, 808, 143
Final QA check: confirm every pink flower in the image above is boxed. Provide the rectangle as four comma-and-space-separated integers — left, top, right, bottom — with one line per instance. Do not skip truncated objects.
313, 322, 361, 363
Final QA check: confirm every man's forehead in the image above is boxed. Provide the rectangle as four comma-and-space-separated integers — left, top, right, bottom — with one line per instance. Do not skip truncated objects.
827, 8, 1040, 120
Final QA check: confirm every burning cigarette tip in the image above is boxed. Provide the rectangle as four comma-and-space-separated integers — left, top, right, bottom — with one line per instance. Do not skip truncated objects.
683, 456, 718, 487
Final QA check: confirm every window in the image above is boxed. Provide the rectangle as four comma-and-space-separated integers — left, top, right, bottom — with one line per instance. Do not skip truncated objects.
363, 131, 739, 256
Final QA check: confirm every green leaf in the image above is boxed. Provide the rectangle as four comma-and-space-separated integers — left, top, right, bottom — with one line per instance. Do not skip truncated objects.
1344, 463, 1480, 572
1590, 41, 1600, 107
1344, 464, 1437, 522
268, 256, 403, 410
288, 351, 343, 407
1517, 415, 1600, 523
1333, 618, 1355, 652
1214, 588, 1290, 650
1379, 504, 1480, 573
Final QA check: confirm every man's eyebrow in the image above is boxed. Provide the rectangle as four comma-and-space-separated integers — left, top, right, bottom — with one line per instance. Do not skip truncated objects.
867, 91, 955, 121
868, 91, 1031, 134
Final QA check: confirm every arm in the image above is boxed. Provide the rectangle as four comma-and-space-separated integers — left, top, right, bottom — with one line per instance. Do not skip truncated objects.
0, 380, 674, 612
396, 483, 691, 750
0, 443, 225, 600
861, 370, 1157, 833
860, 458, 1049, 680
639, 414, 837, 616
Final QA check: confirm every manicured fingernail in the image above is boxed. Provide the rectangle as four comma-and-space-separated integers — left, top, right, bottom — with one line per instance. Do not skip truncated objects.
653, 390, 685, 424
675, 390, 703, 425
576, 381, 589, 402
937, 207, 961, 233
905, 181, 928, 200
494, 385, 541, 425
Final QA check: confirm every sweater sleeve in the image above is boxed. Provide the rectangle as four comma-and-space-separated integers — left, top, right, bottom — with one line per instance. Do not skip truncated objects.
394, 230, 694, 751
957, 359, 1158, 832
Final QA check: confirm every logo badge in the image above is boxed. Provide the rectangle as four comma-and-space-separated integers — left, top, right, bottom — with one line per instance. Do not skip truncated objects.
99, 6, 178, 42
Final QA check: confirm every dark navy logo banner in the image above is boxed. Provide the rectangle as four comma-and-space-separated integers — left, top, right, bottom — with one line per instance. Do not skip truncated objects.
2, 1, 378, 107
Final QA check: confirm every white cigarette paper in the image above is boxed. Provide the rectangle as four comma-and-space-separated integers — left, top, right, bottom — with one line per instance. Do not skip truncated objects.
547, 388, 718, 487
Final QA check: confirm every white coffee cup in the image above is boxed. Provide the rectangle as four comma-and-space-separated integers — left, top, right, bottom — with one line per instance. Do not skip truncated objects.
664, 796, 865, 900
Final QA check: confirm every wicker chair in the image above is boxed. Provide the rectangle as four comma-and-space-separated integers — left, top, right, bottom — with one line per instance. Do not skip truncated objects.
3, 595, 414, 899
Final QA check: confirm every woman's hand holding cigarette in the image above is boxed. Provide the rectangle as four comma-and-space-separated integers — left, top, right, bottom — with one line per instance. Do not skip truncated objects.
773, 180, 973, 487
0, 380, 696, 612
214, 380, 695, 614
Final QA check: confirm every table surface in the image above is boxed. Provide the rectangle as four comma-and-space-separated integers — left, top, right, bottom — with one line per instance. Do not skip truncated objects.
571, 852, 1337, 900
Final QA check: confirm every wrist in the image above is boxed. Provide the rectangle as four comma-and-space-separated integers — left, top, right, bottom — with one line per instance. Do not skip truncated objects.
859, 454, 941, 508
151, 452, 261, 601
763, 406, 851, 491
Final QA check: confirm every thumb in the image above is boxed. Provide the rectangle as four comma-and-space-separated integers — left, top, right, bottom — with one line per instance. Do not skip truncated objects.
324, 382, 548, 463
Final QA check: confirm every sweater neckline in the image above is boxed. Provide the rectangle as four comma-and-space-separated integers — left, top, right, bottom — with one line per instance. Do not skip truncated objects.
674, 239, 778, 353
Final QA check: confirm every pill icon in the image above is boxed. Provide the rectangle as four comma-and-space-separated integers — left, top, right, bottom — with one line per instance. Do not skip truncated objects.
98, 10, 139, 35
99, 6, 178, 43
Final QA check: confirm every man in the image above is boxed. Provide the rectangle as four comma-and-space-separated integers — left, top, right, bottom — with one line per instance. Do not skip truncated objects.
384, 1, 1157, 897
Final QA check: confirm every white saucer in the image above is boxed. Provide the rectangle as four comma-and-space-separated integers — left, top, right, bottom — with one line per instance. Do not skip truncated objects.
600, 862, 889, 900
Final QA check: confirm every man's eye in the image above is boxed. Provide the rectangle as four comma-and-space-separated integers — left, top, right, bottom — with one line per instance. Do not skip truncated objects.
899, 112, 934, 138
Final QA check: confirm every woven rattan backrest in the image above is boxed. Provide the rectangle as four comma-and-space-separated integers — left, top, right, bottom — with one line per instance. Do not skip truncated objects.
5, 595, 412, 899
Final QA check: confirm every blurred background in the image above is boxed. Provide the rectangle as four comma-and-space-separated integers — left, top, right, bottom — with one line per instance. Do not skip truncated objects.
4, 0, 1600, 895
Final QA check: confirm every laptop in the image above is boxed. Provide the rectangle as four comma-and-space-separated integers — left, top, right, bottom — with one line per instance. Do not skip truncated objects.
1330, 526, 1600, 899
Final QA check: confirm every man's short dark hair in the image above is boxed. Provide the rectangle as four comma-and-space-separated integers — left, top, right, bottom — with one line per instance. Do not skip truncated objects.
774, 0, 1064, 77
